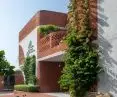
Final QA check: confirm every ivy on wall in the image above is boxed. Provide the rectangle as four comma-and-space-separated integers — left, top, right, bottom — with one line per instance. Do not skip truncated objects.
59, 0, 101, 97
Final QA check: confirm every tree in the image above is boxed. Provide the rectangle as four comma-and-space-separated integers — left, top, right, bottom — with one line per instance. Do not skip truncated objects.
22, 55, 36, 85
0, 50, 15, 76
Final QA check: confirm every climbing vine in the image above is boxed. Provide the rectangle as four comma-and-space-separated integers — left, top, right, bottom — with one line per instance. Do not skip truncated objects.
59, 0, 101, 97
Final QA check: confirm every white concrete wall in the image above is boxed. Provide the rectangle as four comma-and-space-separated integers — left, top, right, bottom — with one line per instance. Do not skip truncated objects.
98, 0, 117, 96
19, 27, 38, 77
19, 28, 37, 58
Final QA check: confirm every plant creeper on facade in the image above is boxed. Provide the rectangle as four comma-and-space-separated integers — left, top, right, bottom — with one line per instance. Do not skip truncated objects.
59, 0, 102, 97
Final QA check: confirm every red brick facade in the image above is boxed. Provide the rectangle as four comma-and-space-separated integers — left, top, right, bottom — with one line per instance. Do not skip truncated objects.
39, 62, 64, 92
19, 10, 67, 92
89, 0, 98, 40
38, 30, 67, 58
15, 71, 24, 85
19, 12, 40, 42
19, 10, 67, 65
0, 76, 4, 91
19, 10, 67, 42
19, 45, 25, 65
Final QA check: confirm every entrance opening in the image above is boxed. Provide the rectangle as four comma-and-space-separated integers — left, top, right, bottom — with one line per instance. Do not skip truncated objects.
39, 61, 64, 92
4, 75, 15, 91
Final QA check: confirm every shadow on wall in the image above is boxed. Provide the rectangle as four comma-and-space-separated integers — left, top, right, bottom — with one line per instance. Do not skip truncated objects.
98, 0, 117, 96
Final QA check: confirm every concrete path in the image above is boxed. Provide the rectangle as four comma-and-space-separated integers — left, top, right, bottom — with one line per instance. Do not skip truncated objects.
47, 93, 70, 97
0, 92, 70, 97
0, 92, 55, 97
0, 92, 13, 96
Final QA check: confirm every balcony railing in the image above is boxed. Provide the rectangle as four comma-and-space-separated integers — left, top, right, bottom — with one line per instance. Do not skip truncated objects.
39, 30, 67, 57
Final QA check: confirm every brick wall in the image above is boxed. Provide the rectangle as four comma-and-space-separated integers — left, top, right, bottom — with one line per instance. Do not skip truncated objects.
15, 71, 24, 85
0, 76, 4, 91
89, 0, 98, 40
38, 30, 67, 58
19, 10, 67, 42
39, 61, 64, 92
37, 10, 67, 59
19, 10, 67, 65
15, 74, 24, 85
39, 10, 67, 27
19, 12, 40, 42
19, 45, 25, 65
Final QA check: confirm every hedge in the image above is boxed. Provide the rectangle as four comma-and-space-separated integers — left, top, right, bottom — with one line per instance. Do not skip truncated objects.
14, 84, 39, 92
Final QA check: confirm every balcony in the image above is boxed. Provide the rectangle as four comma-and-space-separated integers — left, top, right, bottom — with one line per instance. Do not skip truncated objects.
38, 30, 67, 58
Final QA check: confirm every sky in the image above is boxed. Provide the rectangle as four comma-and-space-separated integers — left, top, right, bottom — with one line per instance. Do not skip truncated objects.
0, 0, 69, 69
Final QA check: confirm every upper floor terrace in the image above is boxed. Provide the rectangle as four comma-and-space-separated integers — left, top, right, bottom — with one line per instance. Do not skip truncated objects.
37, 29, 67, 59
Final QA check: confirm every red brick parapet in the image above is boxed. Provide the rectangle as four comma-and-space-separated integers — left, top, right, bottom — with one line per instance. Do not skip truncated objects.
19, 12, 40, 42
38, 30, 67, 58
19, 10, 67, 65
19, 10, 67, 42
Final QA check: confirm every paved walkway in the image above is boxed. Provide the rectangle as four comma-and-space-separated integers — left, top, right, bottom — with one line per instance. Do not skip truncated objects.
0, 92, 70, 97
0, 92, 55, 97
47, 93, 70, 97
0, 92, 13, 97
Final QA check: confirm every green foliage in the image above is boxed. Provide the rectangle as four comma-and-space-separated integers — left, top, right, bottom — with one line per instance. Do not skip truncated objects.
22, 55, 36, 85
14, 84, 39, 92
38, 24, 60, 35
0, 50, 15, 76
59, 0, 101, 97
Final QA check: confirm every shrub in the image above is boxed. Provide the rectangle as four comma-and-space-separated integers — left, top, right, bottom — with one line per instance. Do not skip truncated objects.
22, 55, 36, 85
38, 25, 60, 35
14, 84, 39, 92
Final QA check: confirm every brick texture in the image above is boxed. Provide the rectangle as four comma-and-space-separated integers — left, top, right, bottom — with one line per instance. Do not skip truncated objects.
39, 62, 64, 92
15, 71, 24, 85
0, 76, 4, 91
19, 10, 67, 64
19, 10, 67, 42
38, 30, 67, 58
89, 0, 98, 40
19, 12, 40, 42
19, 45, 25, 65
39, 10, 67, 27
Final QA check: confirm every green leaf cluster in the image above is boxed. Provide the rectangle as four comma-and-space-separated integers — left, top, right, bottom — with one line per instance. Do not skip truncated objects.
22, 55, 36, 85
59, 0, 102, 97
38, 25, 60, 35
14, 84, 39, 92
0, 50, 15, 76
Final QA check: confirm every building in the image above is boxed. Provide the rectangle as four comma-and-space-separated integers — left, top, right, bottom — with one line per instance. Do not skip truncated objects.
19, 10, 67, 92
19, 0, 117, 96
